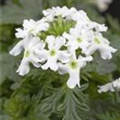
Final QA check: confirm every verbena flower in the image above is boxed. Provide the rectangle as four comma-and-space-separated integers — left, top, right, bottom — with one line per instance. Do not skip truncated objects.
85, 33, 117, 59
40, 35, 69, 71
10, 6, 116, 89
98, 77, 120, 93
10, 36, 45, 76
15, 19, 49, 38
58, 55, 93, 88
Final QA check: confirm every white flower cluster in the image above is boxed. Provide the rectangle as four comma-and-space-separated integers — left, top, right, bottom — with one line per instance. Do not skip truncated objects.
98, 77, 120, 93
10, 6, 116, 89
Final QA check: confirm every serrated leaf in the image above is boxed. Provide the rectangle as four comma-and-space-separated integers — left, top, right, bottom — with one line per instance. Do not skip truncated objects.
39, 86, 89, 120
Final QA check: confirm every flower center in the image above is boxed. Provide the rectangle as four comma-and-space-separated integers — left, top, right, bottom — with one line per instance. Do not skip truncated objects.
24, 50, 30, 57
69, 61, 78, 69
50, 49, 56, 56
77, 38, 82, 43
94, 38, 100, 44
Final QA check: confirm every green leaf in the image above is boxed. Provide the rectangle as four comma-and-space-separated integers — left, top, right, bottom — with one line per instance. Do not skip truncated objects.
93, 54, 117, 75
97, 112, 120, 120
39, 86, 90, 120
0, 0, 43, 24
0, 52, 21, 85
106, 14, 120, 34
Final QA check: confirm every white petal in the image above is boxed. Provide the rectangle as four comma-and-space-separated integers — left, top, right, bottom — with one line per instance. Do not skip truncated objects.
78, 56, 93, 67
58, 63, 69, 75
23, 19, 35, 29
85, 44, 98, 55
42, 56, 58, 71
58, 51, 70, 63
30, 55, 41, 64
55, 37, 66, 50
17, 58, 30, 76
32, 62, 41, 68
98, 83, 114, 93
35, 49, 48, 62
67, 69, 80, 89
15, 28, 27, 38
63, 32, 73, 40
99, 45, 117, 60
46, 35, 56, 49
9, 41, 23, 56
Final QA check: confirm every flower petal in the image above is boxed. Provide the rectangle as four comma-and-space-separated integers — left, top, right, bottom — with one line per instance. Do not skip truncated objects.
58, 63, 69, 75
67, 69, 80, 89
17, 58, 30, 76
46, 35, 56, 49
42, 56, 58, 71
58, 51, 70, 63
9, 41, 23, 56
55, 37, 66, 50
99, 45, 117, 60
98, 83, 114, 93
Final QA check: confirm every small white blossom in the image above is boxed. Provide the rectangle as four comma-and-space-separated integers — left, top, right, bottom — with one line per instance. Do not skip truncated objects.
37, 35, 70, 71
71, 10, 90, 22
10, 36, 45, 76
98, 77, 120, 93
15, 19, 49, 38
58, 55, 93, 89
98, 83, 114, 93
43, 6, 78, 20
63, 29, 89, 53
85, 33, 117, 59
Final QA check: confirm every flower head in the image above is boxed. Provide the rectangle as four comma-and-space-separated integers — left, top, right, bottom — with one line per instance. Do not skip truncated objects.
10, 6, 116, 89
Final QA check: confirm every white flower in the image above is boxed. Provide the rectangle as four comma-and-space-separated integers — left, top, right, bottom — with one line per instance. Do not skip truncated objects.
15, 19, 49, 38
43, 6, 69, 22
36, 35, 70, 71
96, 0, 113, 12
98, 83, 114, 93
98, 77, 120, 93
63, 29, 89, 54
15, 28, 28, 39
74, 18, 107, 32
71, 10, 90, 22
10, 36, 45, 76
88, 22, 108, 32
58, 55, 93, 89
43, 6, 79, 22
85, 33, 117, 59
10, 35, 30, 56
